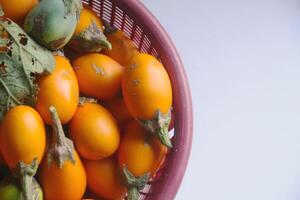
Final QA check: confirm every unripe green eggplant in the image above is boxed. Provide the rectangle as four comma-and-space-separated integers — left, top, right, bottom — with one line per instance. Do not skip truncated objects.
0, 177, 22, 200
0, 177, 43, 200
24, 0, 82, 50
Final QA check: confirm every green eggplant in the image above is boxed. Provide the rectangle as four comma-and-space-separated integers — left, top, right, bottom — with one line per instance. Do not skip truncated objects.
24, 0, 82, 50
0, 177, 22, 200
0, 176, 43, 200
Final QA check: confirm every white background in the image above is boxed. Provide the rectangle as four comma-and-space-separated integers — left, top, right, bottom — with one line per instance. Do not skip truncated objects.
142, 0, 300, 200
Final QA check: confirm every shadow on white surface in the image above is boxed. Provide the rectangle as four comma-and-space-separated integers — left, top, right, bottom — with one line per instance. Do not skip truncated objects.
142, 0, 300, 200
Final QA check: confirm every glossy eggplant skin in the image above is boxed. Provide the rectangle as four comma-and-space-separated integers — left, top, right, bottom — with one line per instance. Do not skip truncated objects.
24, 0, 81, 50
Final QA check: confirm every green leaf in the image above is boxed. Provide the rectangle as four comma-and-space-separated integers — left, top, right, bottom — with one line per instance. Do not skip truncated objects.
0, 18, 55, 119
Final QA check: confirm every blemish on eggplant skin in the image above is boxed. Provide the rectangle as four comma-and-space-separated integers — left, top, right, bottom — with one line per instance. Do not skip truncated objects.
62, 68, 73, 77
51, 37, 66, 49
132, 79, 140, 86
92, 64, 105, 76
129, 63, 138, 70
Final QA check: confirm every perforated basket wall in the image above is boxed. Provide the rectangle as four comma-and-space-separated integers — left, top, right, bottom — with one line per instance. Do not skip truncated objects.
81, 0, 193, 199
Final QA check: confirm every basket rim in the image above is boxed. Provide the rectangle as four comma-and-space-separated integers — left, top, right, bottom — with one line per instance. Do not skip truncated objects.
108, 0, 194, 199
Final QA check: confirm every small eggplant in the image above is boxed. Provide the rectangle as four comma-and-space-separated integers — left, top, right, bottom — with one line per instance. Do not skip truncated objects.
0, 176, 43, 200
24, 0, 82, 50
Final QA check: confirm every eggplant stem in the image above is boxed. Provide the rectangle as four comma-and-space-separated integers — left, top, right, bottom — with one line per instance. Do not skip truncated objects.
47, 106, 75, 168
17, 158, 39, 200
138, 109, 173, 148
121, 165, 150, 200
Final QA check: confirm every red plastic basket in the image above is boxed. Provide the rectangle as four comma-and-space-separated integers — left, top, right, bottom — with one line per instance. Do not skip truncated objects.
82, 0, 193, 199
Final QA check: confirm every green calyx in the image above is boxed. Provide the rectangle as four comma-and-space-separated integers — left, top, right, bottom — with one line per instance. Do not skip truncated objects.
139, 109, 173, 148
71, 21, 111, 53
15, 158, 43, 200
47, 106, 75, 168
62, 0, 83, 20
121, 165, 150, 200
